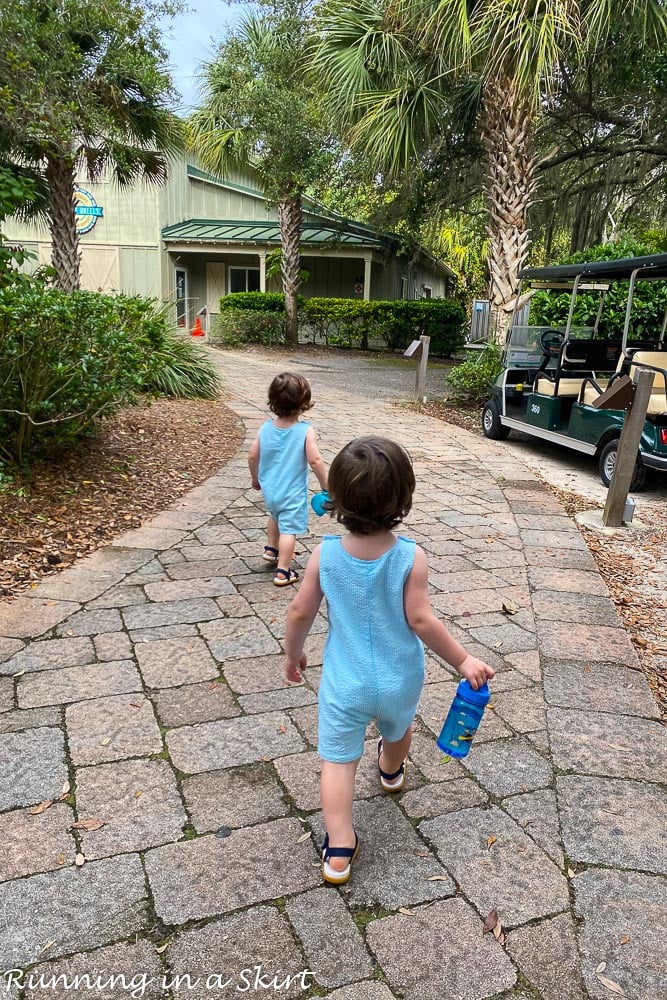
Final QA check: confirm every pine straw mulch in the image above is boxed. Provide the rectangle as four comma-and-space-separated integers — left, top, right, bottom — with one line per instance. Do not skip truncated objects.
0, 397, 245, 601
407, 398, 667, 719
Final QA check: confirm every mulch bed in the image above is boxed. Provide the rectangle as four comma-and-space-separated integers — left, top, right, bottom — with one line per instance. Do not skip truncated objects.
0, 397, 244, 601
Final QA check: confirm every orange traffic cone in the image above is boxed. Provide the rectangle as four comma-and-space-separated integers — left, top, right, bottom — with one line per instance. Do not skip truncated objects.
191, 316, 204, 337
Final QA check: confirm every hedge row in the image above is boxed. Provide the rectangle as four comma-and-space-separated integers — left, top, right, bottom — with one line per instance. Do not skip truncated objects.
215, 293, 466, 356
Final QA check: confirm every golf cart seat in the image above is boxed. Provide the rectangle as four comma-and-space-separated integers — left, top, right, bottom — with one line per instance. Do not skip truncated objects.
535, 376, 587, 397
581, 379, 610, 405
629, 351, 667, 415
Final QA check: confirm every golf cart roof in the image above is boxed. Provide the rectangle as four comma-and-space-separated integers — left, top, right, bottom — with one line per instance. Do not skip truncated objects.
519, 253, 667, 282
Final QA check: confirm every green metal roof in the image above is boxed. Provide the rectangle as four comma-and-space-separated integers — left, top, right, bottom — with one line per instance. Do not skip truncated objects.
161, 218, 390, 249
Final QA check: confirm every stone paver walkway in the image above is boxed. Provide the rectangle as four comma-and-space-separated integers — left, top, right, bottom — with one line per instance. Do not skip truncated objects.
1, 348, 665, 1000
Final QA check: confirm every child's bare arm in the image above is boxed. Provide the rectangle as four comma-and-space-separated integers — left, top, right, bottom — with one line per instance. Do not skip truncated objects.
284, 546, 323, 683
404, 547, 494, 690
248, 437, 261, 490
305, 428, 328, 490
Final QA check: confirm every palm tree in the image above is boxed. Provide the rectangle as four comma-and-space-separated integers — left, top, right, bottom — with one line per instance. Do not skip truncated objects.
0, 0, 184, 292
312, 0, 667, 322
189, 1, 330, 344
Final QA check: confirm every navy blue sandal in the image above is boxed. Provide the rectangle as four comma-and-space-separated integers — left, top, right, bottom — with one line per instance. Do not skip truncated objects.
321, 832, 360, 885
262, 545, 279, 563
377, 737, 407, 792
273, 567, 299, 587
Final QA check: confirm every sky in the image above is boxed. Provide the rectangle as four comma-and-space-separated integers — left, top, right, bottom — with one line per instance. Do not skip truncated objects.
159, 1, 247, 114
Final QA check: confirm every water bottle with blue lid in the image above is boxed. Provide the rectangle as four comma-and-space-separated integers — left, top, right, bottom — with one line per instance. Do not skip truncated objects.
437, 680, 490, 758
311, 490, 330, 516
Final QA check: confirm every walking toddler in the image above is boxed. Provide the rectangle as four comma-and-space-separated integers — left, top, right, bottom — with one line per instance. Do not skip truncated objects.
283, 435, 494, 883
248, 372, 328, 586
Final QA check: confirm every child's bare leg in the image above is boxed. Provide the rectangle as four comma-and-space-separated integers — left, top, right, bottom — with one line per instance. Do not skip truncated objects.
379, 726, 413, 775
277, 532, 296, 571
267, 517, 279, 551
321, 760, 358, 872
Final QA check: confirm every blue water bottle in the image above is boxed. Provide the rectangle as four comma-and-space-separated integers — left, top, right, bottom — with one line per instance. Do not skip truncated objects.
311, 490, 330, 517
437, 680, 490, 758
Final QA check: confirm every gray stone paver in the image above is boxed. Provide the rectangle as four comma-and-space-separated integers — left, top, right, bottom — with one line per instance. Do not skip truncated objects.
286, 888, 373, 987
0, 854, 148, 966
165, 906, 309, 1000
421, 806, 570, 926
0, 803, 75, 881
65, 694, 162, 765
365, 898, 516, 999
74, 758, 187, 859
574, 869, 667, 1000
144, 819, 320, 923
557, 775, 667, 873
29, 941, 164, 1000
0, 347, 663, 995
182, 764, 288, 832
0, 726, 68, 810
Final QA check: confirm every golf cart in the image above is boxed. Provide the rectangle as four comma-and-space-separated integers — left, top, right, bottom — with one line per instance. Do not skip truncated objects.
482, 253, 667, 488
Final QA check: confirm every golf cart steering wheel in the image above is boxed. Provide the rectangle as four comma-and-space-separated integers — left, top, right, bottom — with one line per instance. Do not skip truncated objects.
539, 328, 565, 359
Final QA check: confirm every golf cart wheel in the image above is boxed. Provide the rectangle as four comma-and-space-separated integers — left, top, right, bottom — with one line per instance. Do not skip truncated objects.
599, 439, 648, 491
482, 400, 510, 440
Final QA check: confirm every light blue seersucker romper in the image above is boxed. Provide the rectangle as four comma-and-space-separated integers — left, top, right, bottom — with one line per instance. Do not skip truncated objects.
318, 535, 425, 763
258, 419, 310, 535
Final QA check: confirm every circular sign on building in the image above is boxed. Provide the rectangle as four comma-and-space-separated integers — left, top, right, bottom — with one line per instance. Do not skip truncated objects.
74, 185, 103, 235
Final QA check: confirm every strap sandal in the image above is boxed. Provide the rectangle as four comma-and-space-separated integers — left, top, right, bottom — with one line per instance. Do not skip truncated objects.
377, 737, 407, 793
321, 832, 360, 885
273, 567, 300, 587
262, 545, 279, 563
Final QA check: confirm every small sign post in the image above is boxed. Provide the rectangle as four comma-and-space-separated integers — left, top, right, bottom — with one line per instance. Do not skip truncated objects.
602, 368, 654, 527
403, 335, 430, 401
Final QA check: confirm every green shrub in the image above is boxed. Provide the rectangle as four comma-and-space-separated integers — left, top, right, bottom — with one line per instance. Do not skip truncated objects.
531, 236, 667, 341
446, 343, 503, 404
144, 335, 221, 399
218, 291, 289, 313
211, 308, 286, 346
0, 283, 166, 464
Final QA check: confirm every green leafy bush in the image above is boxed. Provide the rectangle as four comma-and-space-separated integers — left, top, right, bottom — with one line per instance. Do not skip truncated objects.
0, 283, 165, 463
447, 343, 503, 404
218, 292, 289, 314
531, 236, 667, 341
143, 335, 221, 399
215, 292, 466, 355
211, 308, 286, 346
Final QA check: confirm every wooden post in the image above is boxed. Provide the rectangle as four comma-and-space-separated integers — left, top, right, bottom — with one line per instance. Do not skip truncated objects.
415, 335, 430, 400
602, 368, 654, 527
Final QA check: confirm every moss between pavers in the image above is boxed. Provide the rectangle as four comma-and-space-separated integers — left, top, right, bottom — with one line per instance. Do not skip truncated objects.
351, 905, 392, 932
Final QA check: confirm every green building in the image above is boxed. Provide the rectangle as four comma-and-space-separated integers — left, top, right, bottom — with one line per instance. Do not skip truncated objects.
6, 157, 454, 329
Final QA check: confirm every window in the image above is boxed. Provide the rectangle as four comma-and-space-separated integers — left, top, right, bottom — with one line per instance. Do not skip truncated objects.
229, 267, 260, 293
175, 267, 188, 327
422, 284, 432, 299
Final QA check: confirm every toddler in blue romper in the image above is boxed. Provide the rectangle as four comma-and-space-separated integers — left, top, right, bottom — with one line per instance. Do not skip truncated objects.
284, 436, 494, 884
248, 372, 328, 586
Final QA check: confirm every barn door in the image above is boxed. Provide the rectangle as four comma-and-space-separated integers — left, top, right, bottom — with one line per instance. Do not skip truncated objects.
207, 262, 227, 313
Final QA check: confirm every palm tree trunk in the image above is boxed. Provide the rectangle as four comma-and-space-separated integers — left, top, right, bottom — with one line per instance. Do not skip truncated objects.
278, 197, 302, 345
481, 79, 538, 335
45, 154, 80, 292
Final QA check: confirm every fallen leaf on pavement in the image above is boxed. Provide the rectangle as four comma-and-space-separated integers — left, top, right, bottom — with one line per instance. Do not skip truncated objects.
596, 973, 626, 996
71, 818, 105, 831
398, 907, 414, 916
483, 908, 499, 935
29, 800, 53, 815
296, 832, 311, 843
427, 875, 449, 881
155, 943, 169, 955
486, 836, 497, 850
135, 790, 142, 799
619, 935, 630, 945
99, 737, 111, 746
40, 940, 56, 953
502, 603, 516, 615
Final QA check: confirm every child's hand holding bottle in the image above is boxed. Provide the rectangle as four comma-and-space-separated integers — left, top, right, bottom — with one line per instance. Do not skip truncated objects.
457, 653, 495, 690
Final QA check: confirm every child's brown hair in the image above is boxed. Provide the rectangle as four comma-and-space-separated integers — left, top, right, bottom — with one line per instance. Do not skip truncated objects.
268, 372, 314, 418
328, 436, 415, 535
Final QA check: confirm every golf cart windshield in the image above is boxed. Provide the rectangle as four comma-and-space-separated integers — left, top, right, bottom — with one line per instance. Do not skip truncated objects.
505, 325, 595, 368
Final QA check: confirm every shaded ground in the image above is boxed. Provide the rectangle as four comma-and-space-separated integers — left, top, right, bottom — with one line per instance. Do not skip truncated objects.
0, 397, 244, 600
